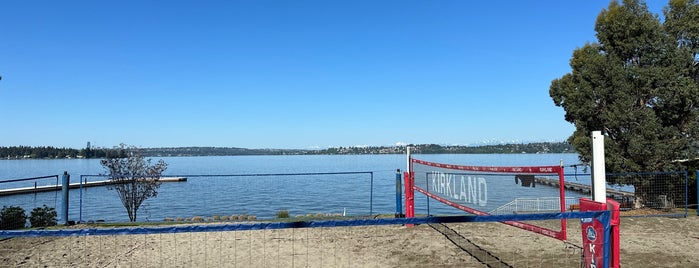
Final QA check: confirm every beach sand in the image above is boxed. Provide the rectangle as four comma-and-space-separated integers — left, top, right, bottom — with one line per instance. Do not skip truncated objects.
1, 216, 699, 267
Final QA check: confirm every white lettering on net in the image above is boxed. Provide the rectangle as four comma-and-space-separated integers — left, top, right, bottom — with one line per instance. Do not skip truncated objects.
431, 172, 438, 192
478, 177, 488, 206
459, 176, 469, 203
428, 172, 488, 207
452, 174, 459, 200
445, 173, 452, 197
468, 176, 477, 204
440, 173, 447, 194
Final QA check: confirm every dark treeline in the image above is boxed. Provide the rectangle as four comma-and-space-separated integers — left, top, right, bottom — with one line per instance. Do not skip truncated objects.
1, 142, 574, 159
318, 142, 575, 155
0, 146, 81, 159
413, 142, 575, 154
140, 147, 307, 156
0, 146, 125, 159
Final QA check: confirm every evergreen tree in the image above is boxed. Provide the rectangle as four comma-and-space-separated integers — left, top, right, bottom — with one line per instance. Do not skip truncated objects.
550, 0, 699, 207
550, 0, 699, 172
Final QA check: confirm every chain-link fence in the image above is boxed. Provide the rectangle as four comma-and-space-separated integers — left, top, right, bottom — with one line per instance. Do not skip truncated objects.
606, 171, 688, 216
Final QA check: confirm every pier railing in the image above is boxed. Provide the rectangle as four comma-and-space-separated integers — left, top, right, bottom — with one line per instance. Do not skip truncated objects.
0, 175, 62, 229
0, 175, 60, 196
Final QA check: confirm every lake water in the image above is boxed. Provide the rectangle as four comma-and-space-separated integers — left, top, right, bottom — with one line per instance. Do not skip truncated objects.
0, 154, 592, 222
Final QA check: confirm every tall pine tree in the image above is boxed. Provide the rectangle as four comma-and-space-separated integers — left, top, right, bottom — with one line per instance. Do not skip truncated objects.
550, 0, 699, 207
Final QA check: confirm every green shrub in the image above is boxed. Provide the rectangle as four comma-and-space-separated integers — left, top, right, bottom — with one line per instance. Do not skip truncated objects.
29, 205, 57, 228
276, 210, 290, 219
1, 206, 27, 230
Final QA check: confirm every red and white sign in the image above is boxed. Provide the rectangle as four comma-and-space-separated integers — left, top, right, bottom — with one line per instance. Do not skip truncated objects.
579, 198, 620, 268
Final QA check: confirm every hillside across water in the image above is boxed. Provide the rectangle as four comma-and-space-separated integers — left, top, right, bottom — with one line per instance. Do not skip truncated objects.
1, 142, 575, 159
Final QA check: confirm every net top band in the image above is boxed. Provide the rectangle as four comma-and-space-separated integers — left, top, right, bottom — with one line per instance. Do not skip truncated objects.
411, 158, 562, 174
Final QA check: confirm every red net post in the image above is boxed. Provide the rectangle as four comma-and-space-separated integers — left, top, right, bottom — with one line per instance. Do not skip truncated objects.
557, 165, 567, 241
606, 198, 620, 268
403, 171, 414, 225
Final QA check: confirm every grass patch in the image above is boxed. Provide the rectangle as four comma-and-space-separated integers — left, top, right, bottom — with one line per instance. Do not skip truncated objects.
276, 210, 290, 219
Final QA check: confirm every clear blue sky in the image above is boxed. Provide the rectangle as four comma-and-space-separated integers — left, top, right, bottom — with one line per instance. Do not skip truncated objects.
0, 1, 668, 149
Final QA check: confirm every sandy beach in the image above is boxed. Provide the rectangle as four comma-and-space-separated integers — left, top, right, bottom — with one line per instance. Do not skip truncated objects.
1, 216, 699, 267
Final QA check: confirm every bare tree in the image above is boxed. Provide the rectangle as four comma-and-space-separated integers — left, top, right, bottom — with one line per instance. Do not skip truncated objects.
101, 144, 168, 222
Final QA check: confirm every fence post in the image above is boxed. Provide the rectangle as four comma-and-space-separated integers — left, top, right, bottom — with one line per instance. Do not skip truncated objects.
697, 170, 698, 217
61, 171, 70, 225
395, 169, 403, 218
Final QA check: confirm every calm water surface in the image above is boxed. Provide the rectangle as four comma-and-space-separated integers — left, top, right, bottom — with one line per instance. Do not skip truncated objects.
0, 154, 591, 222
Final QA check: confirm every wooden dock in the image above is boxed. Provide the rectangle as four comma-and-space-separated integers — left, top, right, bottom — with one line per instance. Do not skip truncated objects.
534, 177, 634, 198
0, 177, 187, 196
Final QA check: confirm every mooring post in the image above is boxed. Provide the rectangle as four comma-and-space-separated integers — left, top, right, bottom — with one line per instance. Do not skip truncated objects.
61, 171, 70, 225
395, 169, 403, 218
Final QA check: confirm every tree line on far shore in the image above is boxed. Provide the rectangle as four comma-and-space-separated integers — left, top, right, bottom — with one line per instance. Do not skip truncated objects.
0, 142, 575, 159
0, 146, 126, 159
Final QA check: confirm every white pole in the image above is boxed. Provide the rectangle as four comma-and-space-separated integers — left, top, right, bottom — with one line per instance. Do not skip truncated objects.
406, 146, 411, 173
591, 131, 606, 203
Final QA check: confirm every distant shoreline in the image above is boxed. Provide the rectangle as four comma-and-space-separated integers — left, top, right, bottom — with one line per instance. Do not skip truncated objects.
1, 142, 575, 159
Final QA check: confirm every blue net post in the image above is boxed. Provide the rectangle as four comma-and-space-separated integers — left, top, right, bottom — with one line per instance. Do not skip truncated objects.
395, 169, 403, 218
61, 171, 70, 225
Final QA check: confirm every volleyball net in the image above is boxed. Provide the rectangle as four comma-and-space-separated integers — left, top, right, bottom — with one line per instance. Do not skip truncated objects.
0, 212, 610, 267
405, 155, 620, 267
0, 166, 617, 266
406, 157, 569, 240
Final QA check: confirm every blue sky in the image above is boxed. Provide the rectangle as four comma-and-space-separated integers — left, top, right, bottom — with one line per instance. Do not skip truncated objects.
0, 1, 668, 149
